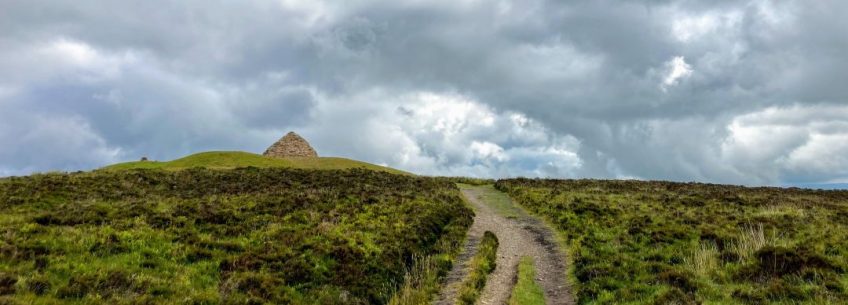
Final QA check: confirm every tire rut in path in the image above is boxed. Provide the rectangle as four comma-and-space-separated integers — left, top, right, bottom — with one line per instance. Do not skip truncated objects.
433, 186, 574, 305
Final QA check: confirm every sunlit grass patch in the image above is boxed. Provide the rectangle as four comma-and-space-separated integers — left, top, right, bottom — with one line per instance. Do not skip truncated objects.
509, 256, 545, 305
101, 151, 411, 175
684, 242, 720, 278
756, 204, 806, 219
460, 184, 521, 219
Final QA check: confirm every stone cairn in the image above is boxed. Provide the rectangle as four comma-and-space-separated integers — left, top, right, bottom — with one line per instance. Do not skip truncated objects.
263, 131, 318, 158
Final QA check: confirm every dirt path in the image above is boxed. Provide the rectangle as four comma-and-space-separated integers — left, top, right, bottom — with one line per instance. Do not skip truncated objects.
434, 185, 573, 305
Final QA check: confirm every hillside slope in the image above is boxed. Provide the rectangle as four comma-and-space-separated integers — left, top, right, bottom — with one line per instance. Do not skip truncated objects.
101, 151, 410, 175
0, 168, 470, 304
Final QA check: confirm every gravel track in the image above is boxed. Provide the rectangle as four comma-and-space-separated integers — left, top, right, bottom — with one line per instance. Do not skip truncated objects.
434, 186, 574, 305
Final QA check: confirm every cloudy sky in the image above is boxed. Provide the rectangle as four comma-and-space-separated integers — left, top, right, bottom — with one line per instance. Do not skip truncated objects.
1, 0, 847, 187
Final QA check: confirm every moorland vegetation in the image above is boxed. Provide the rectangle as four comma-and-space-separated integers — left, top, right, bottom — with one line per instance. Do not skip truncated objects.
496, 179, 848, 305
4, 148, 848, 305
0, 168, 471, 304
509, 256, 545, 305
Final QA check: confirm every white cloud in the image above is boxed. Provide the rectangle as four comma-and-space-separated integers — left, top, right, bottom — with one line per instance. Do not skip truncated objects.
407, 92, 497, 135
720, 104, 848, 183
304, 90, 582, 178
48, 39, 98, 66
0, 38, 140, 86
784, 133, 848, 174
673, 14, 721, 42
470, 141, 508, 162
661, 56, 693, 91
671, 10, 743, 42
38, 38, 138, 82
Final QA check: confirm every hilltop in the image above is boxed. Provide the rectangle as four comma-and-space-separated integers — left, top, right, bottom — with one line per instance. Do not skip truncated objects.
101, 132, 409, 175
101, 151, 410, 175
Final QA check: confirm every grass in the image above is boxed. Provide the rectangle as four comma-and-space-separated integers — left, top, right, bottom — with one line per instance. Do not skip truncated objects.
459, 184, 521, 219
437, 177, 496, 186
388, 255, 452, 305
496, 179, 848, 305
0, 168, 471, 304
509, 256, 545, 305
101, 151, 411, 175
456, 231, 499, 305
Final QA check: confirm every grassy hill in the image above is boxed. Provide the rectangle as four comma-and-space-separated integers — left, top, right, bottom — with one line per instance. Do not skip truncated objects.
496, 179, 848, 305
0, 168, 470, 304
11, 148, 848, 304
101, 151, 410, 175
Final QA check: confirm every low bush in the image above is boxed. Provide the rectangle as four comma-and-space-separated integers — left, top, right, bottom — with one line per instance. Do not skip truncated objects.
509, 256, 545, 305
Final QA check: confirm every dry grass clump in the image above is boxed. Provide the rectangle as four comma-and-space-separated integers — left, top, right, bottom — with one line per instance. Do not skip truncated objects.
727, 224, 787, 263
388, 256, 440, 305
684, 242, 719, 278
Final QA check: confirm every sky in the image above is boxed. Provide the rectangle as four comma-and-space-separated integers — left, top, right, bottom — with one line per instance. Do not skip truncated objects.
1, 0, 847, 187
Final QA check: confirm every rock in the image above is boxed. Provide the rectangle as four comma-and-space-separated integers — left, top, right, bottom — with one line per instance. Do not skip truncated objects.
263, 132, 318, 158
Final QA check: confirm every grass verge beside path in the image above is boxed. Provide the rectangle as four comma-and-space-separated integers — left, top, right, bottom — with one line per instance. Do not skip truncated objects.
456, 231, 499, 305
388, 241, 467, 305
509, 256, 546, 305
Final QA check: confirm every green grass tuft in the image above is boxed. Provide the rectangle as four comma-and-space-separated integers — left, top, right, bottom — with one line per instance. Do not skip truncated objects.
456, 231, 499, 305
509, 256, 545, 305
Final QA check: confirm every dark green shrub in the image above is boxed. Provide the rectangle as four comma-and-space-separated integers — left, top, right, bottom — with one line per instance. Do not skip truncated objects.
89, 233, 129, 255
764, 279, 808, 300
656, 270, 699, 293
737, 246, 842, 280
732, 288, 766, 304
57, 275, 95, 299
25, 276, 51, 295
0, 274, 16, 296
653, 288, 696, 305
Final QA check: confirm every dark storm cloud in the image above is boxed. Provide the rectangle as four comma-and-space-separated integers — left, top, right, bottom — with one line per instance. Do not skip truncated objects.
1, 0, 847, 185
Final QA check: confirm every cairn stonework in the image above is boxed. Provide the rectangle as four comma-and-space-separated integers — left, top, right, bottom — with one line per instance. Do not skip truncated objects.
263, 132, 318, 158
